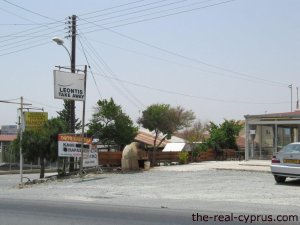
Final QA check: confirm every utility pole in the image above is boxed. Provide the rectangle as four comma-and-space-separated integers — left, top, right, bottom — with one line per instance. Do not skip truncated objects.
19, 96, 24, 184
297, 87, 299, 110
52, 15, 77, 172
69, 15, 76, 172
70, 14, 76, 132
0, 98, 31, 184
289, 84, 293, 112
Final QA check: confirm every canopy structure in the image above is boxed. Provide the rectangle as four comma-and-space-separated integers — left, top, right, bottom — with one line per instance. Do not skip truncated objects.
162, 143, 187, 152
244, 111, 300, 160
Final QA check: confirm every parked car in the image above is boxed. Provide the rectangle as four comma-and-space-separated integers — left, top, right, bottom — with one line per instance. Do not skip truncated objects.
271, 142, 300, 183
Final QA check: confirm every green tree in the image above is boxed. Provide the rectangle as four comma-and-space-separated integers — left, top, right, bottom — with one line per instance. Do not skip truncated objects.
138, 104, 195, 165
88, 98, 138, 148
12, 118, 66, 178
207, 119, 243, 150
57, 101, 81, 132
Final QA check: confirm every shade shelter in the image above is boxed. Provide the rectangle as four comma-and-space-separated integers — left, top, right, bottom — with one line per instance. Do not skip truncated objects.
244, 111, 300, 160
162, 143, 187, 152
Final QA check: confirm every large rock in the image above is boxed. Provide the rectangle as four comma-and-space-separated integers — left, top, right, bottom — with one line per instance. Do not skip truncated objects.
121, 142, 146, 171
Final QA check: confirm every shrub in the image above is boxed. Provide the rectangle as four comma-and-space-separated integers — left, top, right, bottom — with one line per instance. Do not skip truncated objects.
178, 151, 189, 164
191, 143, 208, 158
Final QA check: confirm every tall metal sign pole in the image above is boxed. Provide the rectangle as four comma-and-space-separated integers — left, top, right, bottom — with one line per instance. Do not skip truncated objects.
80, 65, 87, 177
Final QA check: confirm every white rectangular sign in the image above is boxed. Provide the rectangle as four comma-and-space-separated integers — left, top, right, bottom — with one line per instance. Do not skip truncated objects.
54, 70, 85, 101
58, 134, 92, 158
83, 148, 98, 167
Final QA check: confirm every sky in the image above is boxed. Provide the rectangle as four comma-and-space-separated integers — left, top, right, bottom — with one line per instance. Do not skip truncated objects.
0, 0, 300, 128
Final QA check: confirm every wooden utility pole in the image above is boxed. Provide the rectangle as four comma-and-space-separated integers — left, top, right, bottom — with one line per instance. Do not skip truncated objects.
69, 15, 76, 172
19, 96, 23, 184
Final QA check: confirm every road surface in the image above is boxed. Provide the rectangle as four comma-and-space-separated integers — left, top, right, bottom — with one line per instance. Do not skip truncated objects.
0, 166, 300, 224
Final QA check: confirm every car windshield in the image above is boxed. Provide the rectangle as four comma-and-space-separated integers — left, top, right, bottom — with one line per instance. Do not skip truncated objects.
281, 144, 300, 153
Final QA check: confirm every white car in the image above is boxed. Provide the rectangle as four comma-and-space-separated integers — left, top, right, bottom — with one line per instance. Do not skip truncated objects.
271, 142, 300, 183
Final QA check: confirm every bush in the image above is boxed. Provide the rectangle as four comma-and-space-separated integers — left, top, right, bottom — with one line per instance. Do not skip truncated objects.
191, 143, 208, 158
178, 151, 189, 164
57, 168, 66, 177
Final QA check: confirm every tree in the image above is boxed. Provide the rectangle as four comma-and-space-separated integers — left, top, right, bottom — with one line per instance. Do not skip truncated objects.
88, 98, 138, 148
181, 120, 209, 160
207, 119, 243, 151
138, 104, 195, 165
12, 118, 66, 178
57, 101, 81, 132
182, 120, 209, 143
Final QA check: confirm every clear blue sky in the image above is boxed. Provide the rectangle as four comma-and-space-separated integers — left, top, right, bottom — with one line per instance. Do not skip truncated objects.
0, 0, 299, 127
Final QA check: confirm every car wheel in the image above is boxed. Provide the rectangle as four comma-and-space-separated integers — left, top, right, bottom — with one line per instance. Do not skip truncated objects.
274, 175, 286, 183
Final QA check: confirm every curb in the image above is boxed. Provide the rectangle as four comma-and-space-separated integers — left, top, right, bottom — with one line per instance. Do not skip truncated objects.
239, 164, 270, 167
214, 167, 271, 173
0, 169, 57, 175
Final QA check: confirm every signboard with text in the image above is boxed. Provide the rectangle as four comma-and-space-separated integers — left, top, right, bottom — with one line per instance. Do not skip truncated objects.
53, 70, 85, 101
83, 147, 98, 167
24, 112, 48, 131
58, 134, 92, 158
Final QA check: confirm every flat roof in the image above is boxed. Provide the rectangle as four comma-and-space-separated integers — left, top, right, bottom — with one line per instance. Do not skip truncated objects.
245, 110, 300, 119
0, 134, 17, 142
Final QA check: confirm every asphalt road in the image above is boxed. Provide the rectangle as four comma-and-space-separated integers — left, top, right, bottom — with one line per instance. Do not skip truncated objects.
0, 198, 288, 225
0, 167, 300, 224
0, 198, 192, 225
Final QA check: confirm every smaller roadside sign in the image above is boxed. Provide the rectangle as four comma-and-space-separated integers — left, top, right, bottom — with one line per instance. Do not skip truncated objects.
58, 134, 92, 158
83, 147, 98, 167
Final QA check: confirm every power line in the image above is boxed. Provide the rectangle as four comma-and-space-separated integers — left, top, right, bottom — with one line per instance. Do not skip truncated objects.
86, 38, 288, 87
0, 20, 65, 53
79, 0, 237, 33
92, 72, 289, 105
0, 6, 37, 24
79, 0, 148, 17
80, 18, 288, 88
77, 35, 103, 99
79, 34, 145, 109
0, 40, 51, 57
77, 31, 145, 109
2, 0, 61, 22
0, 23, 57, 26
81, 0, 169, 20
0, 3, 66, 55
0, 27, 65, 51
0, 21, 62, 41
0, 0, 64, 44
79, 0, 213, 29
23, 98, 61, 110
0, 1, 65, 51
80, 0, 186, 23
